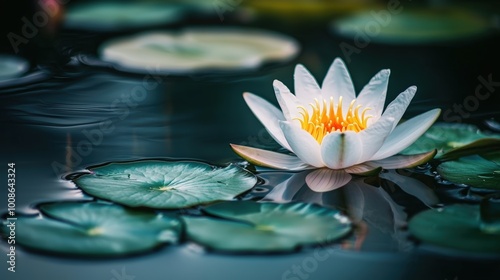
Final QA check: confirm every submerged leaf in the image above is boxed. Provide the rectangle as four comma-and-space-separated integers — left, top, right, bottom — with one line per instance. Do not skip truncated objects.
183, 201, 351, 252
401, 123, 500, 159
1, 202, 181, 256
73, 160, 257, 209
409, 204, 500, 253
437, 155, 500, 190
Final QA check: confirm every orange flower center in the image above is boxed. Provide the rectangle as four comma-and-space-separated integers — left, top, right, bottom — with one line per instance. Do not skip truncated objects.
296, 96, 371, 144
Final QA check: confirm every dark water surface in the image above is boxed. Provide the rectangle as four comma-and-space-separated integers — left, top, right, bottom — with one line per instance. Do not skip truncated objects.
1, 26, 500, 280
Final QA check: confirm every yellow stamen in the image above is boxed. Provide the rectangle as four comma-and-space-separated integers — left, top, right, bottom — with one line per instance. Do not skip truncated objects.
255, 225, 274, 231
157, 186, 176, 191
295, 96, 372, 143
86, 227, 104, 236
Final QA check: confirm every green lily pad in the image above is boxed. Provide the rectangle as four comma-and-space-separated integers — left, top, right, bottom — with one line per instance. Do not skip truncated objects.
183, 201, 351, 252
437, 155, 500, 190
408, 204, 500, 253
439, 138, 500, 161
401, 123, 500, 159
2, 202, 181, 256
73, 161, 257, 209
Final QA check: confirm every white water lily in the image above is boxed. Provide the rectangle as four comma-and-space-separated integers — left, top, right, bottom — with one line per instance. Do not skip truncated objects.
231, 58, 441, 192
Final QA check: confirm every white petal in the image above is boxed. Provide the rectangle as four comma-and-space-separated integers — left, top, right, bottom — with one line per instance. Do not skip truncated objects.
321, 58, 356, 107
294, 64, 321, 105
356, 69, 390, 120
280, 121, 324, 167
320, 131, 362, 169
371, 109, 441, 160
380, 86, 417, 131
230, 144, 311, 171
243, 92, 292, 151
367, 150, 436, 169
305, 169, 352, 192
344, 163, 380, 175
356, 115, 395, 163
273, 80, 300, 121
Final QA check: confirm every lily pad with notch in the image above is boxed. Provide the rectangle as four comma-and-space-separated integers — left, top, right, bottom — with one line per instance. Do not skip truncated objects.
408, 204, 500, 253
72, 160, 257, 209
401, 123, 500, 160
183, 201, 351, 252
437, 154, 500, 190
1, 202, 181, 256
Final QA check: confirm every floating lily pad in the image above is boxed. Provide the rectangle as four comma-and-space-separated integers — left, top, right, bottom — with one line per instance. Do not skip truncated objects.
73, 161, 257, 209
401, 123, 500, 159
64, 2, 185, 31
0, 55, 29, 80
409, 204, 500, 253
437, 155, 500, 190
98, 28, 299, 74
332, 8, 489, 44
183, 201, 351, 252
2, 202, 181, 256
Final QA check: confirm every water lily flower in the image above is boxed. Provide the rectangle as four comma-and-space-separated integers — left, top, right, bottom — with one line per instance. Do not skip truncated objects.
231, 58, 440, 192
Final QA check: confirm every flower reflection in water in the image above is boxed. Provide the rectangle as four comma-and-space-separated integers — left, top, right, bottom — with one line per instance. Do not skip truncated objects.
260, 169, 440, 251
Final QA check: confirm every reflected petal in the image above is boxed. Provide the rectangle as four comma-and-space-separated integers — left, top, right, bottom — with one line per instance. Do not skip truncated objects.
342, 180, 365, 223
305, 169, 352, 192
262, 171, 325, 204
262, 173, 306, 202
340, 179, 411, 251
380, 170, 439, 208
